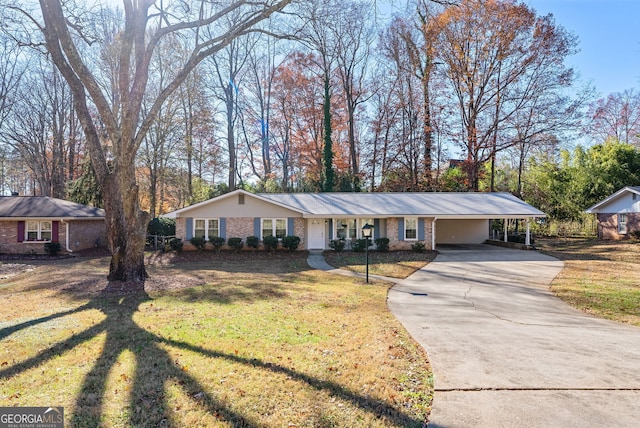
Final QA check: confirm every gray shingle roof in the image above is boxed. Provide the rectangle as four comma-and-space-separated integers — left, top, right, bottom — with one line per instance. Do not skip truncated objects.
258, 192, 545, 218
0, 196, 105, 218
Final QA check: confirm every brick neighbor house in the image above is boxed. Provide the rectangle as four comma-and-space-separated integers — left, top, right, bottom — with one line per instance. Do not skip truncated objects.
0, 196, 106, 254
585, 186, 640, 240
163, 189, 545, 251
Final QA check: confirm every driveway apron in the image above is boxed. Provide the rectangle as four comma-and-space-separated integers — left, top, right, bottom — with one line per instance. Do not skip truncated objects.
388, 245, 640, 427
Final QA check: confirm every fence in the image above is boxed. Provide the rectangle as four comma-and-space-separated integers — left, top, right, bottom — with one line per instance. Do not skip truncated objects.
146, 235, 177, 250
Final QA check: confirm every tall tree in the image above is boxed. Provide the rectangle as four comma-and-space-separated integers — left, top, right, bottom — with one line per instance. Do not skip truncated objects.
588, 89, 640, 149
433, 0, 578, 190
12, 0, 292, 288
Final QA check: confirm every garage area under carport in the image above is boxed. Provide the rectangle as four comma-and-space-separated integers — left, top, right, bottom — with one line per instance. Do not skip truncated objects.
433, 216, 536, 248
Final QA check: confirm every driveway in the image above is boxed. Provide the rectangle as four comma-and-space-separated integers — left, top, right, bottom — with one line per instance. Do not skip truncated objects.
388, 245, 640, 427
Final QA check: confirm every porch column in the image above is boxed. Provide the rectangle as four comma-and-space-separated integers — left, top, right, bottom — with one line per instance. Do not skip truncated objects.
525, 218, 531, 246
504, 218, 508, 242
432, 218, 437, 250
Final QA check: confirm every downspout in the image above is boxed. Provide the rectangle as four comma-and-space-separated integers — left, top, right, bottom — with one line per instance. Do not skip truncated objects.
60, 219, 73, 253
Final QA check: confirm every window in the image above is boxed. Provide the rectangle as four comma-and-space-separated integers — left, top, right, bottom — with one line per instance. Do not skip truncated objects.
336, 218, 356, 240
262, 218, 287, 239
194, 219, 219, 240
25, 221, 52, 241
618, 214, 628, 234
405, 217, 418, 240
335, 218, 374, 239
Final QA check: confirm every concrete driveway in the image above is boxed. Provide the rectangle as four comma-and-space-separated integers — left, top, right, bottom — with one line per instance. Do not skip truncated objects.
388, 245, 640, 427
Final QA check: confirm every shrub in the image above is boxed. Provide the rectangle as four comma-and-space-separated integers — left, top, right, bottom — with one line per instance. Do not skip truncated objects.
282, 235, 301, 251
263, 235, 279, 251
352, 239, 368, 252
411, 242, 426, 253
147, 217, 176, 236
189, 236, 207, 250
329, 239, 345, 252
210, 236, 225, 252
246, 236, 260, 249
630, 229, 640, 240
169, 238, 184, 252
374, 237, 390, 252
44, 242, 62, 255
227, 237, 244, 252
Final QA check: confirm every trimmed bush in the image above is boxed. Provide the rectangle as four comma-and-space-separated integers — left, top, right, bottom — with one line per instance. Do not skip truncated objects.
263, 235, 279, 251
411, 242, 426, 253
374, 237, 390, 252
210, 236, 225, 252
282, 235, 301, 251
44, 242, 62, 255
352, 239, 368, 252
227, 237, 244, 252
169, 238, 184, 252
329, 239, 345, 252
631, 230, 640, 240
189, 236, 207, 250
246, 236, 260, 249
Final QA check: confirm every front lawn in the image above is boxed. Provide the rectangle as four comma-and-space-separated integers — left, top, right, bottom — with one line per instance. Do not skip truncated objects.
0, 251, 433, 427
323, 251, 436, 279
537, 237, 640, 326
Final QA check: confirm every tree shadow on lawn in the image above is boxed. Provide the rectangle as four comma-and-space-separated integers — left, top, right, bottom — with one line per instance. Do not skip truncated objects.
0, 288, 423, 427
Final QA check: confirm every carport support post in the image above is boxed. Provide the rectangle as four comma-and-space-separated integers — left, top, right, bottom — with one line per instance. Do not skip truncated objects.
525, 219, 531, 246
504, 218, 508, 242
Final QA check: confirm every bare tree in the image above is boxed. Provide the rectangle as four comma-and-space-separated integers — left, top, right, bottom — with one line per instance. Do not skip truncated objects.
8, 0, 292, 288
588, 89, 640, 148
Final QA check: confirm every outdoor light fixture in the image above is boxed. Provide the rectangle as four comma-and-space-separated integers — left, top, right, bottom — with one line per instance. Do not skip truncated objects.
361, 223, 374, 283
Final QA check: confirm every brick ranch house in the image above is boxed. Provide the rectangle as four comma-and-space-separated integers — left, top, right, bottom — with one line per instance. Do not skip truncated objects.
585, 186, 640, 239
163, 189, 545, 251
0, 196, 106, 254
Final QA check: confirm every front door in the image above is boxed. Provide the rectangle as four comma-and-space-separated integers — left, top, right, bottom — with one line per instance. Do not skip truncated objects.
308, 219, 325, 249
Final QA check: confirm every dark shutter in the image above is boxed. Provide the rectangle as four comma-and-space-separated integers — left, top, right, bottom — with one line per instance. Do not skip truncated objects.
17, 221, 24, 242
52, 221, 59, 242
185, 218, 193, 240
398, 218, 404, 241
287, 218, 295, 236
220, 218, 227, 240
418, 218, 425, 241
254, 218, 261, 237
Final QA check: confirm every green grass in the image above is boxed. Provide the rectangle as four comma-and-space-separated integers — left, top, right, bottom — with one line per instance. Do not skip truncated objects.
0, 252, 433, 427
537, 237, 640, 326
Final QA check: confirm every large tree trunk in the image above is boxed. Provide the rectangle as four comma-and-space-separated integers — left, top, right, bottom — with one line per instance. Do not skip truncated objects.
103, 168, 150, 289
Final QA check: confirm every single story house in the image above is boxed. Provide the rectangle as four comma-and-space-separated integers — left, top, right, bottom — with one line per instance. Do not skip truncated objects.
163, 190, 545, 250
585, 186, 640, 239
0, 196, 106, 254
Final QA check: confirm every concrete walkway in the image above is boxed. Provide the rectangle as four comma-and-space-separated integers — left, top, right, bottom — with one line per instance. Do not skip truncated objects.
388, 245, 640, 427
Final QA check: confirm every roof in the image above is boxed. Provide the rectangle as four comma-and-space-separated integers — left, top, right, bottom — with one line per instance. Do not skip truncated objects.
259, 192, 545, 218
164, 189, 545, 219
0, 196, 105, 219
585, 186, 640, 213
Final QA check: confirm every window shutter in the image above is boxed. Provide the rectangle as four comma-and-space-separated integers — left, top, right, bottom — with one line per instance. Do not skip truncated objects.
254, 218, 261, 237
185, 218, 193, 240
220, 218, 227, 240
374, 219, 380, 240
287, 218, 295, 236
17, 221, 24, 242
398, 218, 404, 241
52, 221, 60, 242
328, 219, 333, 240
418, 218, 425, 241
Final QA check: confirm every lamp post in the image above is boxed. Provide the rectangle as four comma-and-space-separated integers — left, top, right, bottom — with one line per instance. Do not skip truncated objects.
361, 223, 373, 283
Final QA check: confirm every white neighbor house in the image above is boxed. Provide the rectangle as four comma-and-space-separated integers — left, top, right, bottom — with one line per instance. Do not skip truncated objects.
163, 189, 545, 250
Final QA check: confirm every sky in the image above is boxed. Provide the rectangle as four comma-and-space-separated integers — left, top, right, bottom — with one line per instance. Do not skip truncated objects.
525, 0, 640, 97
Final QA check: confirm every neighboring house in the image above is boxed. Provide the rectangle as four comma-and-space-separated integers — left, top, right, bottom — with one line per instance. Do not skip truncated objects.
585, 186, 640, 239
0, 196, 106, 254
163, 189, 545, 250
